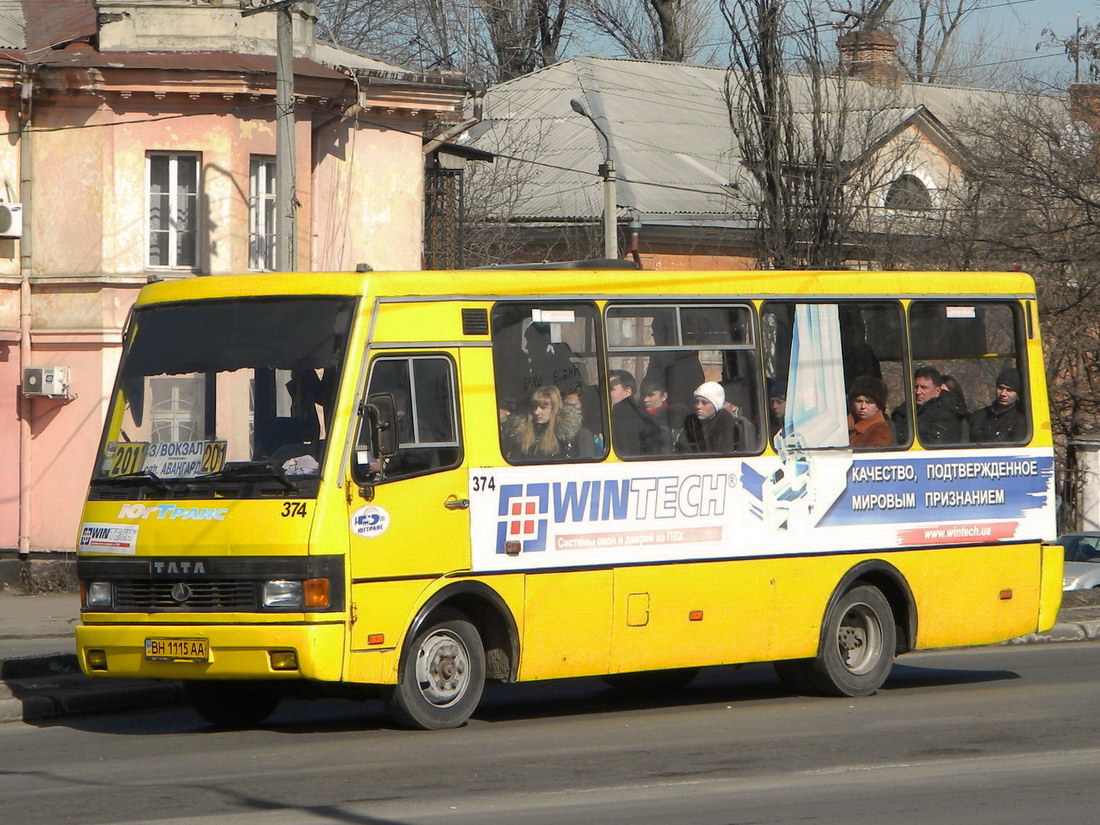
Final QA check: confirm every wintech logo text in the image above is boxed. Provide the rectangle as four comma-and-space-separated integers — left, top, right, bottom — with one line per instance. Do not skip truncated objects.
495, 474, 731, 555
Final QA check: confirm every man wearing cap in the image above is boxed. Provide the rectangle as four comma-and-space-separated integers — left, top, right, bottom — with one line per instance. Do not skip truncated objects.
676, 382, 744, 454
969, 368, 1028, 443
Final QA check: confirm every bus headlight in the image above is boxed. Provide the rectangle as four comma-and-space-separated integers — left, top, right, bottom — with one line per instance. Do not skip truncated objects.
85, 581, 113, 609
262, 580, 302, 608
262, 578, 330, 609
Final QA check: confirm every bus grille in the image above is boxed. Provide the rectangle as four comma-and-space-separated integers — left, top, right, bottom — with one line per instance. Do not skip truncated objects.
114, 581, 257, 611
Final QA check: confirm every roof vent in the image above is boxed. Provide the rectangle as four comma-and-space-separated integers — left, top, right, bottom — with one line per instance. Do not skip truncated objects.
462, 308, 489, 335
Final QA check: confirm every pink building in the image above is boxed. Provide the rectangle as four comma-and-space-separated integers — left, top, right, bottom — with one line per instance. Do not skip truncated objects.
0, 2, 468, 556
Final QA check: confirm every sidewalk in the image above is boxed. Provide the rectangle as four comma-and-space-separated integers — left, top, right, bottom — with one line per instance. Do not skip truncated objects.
2, 588, 1100, 724
0, 590, 182, 723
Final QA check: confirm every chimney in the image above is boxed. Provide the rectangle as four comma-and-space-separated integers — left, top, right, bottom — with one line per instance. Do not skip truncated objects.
837, 29, 901, 87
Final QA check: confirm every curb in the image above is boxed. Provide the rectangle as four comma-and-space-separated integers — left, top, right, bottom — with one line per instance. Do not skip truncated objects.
0, 653, 183, 724
1006, 619, 1100, 644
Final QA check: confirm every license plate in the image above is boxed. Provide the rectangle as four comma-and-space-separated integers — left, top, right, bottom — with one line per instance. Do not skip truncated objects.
145, 637, 209, 662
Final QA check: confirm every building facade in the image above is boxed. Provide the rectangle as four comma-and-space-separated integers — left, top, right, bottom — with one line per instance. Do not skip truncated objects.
0, 1, 467, 554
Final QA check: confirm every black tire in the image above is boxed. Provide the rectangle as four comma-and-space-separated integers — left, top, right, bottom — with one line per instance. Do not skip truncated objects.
806, 584, 896, 697
601, 667, 699, 692
185, 681, 281, 728
386, 609, 485, 730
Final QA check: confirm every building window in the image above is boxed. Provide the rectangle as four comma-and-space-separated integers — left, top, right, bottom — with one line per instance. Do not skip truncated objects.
250, 155, 276, 271
147, 153, 200, 269
884, 174, 933, 211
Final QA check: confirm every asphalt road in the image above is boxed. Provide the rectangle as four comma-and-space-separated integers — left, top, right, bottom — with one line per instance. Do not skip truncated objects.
3, 640, 1100, 824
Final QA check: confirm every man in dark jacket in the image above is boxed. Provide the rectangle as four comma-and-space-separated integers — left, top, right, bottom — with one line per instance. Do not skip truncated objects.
608, 370, 662, 456
893, 366, 967, 445
676, 382, 744, 454
970, 368, 1028, 443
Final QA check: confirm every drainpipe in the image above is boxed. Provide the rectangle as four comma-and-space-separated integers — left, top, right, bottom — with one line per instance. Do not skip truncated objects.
17, 67, 34, 559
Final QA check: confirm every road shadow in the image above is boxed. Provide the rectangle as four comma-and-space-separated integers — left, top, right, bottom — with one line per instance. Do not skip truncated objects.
33, 659, 1021, 736
882, 661, 1021, 691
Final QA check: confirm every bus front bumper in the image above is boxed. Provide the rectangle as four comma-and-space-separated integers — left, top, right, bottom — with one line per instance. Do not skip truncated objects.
75, 622, 346, 682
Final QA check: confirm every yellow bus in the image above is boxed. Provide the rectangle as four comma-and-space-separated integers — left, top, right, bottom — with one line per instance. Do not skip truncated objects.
75, 267, 1062, 728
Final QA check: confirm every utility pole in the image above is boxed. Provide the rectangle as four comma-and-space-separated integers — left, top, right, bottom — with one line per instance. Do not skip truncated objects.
570, 98, 617, 260
241, 1, 297, 271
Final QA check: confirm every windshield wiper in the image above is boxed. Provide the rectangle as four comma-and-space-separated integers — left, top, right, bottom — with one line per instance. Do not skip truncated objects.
196, 461, 296, 492
93, 470, 168, 493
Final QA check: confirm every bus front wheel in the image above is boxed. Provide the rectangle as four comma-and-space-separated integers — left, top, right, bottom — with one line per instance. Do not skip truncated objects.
386, 609, 486, 730
775, 584, 896, 698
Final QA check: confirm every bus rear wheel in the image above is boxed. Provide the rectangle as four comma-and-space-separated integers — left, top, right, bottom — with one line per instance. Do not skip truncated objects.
185, 681, 281, 728
386, 609, 485, 730
775, 584, 896, 698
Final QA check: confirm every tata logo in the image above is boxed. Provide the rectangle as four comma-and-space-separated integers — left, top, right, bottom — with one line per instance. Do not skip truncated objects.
494, 474, 733, 555
153, 561, 206, 575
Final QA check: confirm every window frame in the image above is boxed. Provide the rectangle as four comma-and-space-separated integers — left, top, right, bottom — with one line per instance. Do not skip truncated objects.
604, 301, 765, 459
249, 154, 277, 272
906, 298, 1031, 449
146, 151, 201, 271
363, 352, 463, 483
491, 300, 607, 466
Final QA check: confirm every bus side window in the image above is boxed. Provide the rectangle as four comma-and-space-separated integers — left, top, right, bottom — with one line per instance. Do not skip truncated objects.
762, 301, 906, 451
907, 302, 1029, 448
607, 303, 762, 458
364, 355, 461, 481
491, 302, 606, 464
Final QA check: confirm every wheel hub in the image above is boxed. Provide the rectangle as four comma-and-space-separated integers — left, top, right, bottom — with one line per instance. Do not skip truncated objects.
416, 631, 469, 707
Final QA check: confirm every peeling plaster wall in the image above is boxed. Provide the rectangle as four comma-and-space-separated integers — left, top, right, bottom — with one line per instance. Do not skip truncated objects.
312, 118, 424, 272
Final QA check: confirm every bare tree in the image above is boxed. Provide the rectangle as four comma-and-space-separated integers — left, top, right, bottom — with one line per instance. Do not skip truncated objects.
316, 0, 569, 83
570, 0, 713, 62
920, 88, 1100, 529
1042, 13, 1100, 82
720, 0, 920, 269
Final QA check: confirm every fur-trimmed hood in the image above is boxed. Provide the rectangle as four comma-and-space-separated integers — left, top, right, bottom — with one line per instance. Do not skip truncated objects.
502, 402, 584, 456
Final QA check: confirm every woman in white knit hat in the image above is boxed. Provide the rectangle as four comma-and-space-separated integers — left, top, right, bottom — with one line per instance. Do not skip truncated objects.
675, 381, 744, 454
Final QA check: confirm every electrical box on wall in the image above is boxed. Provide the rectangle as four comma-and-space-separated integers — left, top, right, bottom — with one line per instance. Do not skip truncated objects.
0, 203, 23, 238
22, 366, 71, 399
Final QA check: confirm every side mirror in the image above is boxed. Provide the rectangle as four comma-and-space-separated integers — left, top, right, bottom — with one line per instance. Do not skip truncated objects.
368, 393, 398, 458
353, 393, 398, 484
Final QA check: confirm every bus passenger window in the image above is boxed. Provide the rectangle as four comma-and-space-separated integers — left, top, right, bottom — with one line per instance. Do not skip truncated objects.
907, 301, 1029, 447
365, 355, 461, 480
606, 303, 762, 458
491, 303, 606, 464
761, 301, 906, 451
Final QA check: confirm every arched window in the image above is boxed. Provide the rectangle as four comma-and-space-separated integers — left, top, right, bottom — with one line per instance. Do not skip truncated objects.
884, 174, 933, 211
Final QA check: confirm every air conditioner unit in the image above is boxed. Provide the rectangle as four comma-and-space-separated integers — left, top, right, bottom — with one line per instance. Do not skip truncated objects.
22, 366, 70, 399
0, 203, 22, 238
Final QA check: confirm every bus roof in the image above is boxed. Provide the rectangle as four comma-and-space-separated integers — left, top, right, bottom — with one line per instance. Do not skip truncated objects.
136, 269, 1038, 306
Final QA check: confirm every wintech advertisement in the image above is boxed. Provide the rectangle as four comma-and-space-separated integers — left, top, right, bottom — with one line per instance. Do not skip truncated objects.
467, 449, 1055, 573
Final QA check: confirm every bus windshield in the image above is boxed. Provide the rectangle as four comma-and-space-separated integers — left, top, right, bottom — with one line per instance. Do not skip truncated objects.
89, 296, 355, 499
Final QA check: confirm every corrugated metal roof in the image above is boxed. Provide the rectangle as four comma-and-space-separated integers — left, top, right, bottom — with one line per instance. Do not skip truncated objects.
0, 9, 25, 49
24, 0, 96, 52
468, 56, 1064, 226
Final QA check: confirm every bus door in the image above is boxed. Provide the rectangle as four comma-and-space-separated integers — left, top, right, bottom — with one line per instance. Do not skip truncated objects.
346, 351, 468, 654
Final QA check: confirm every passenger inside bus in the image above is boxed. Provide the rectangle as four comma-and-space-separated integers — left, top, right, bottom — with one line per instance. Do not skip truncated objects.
894, 366, 968, 446
501, 385, 593, 461
639, 377, 684, 454
847, 375, 893, 448
969, 368, 1027, 443
675, 381, 745, 454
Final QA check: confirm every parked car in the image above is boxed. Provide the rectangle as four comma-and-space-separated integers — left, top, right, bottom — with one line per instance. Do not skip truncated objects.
1055, 532, 1100, 590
